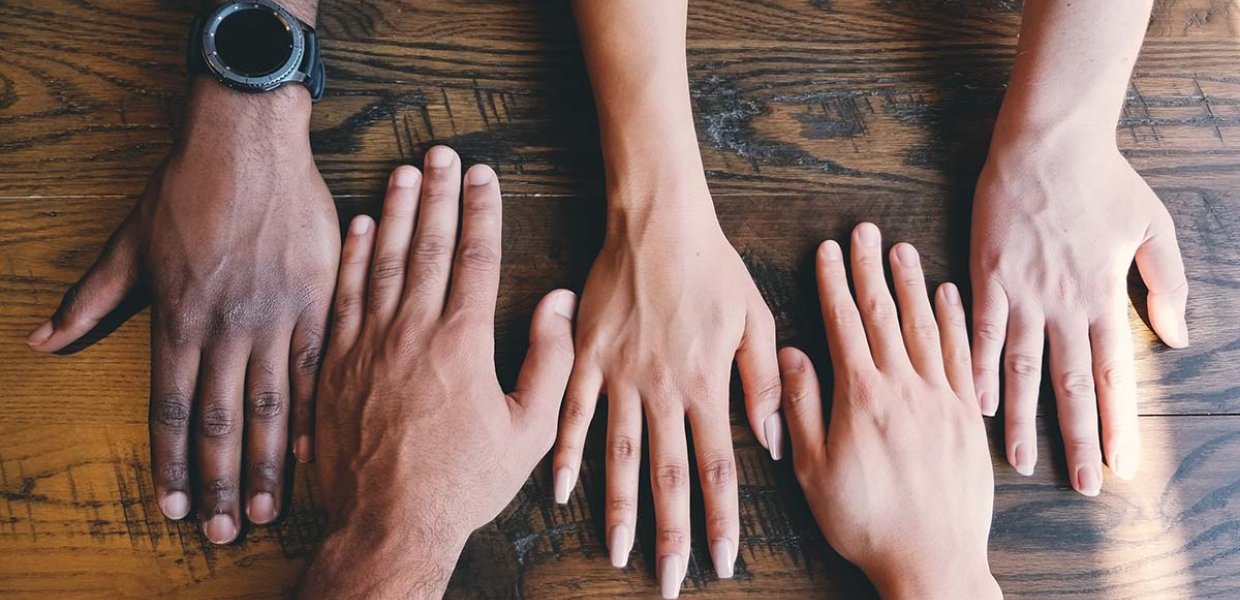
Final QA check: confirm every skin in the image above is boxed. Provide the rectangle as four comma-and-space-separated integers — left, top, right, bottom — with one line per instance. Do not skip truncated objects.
972, 0, 1189, 495
554, 2, 781, 596
783, 223, 1000, 600
301, 153, 577, 599
27, 1, 331, 541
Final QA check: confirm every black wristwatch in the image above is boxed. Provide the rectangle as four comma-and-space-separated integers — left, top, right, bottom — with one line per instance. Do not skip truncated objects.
187, 0, 326, 101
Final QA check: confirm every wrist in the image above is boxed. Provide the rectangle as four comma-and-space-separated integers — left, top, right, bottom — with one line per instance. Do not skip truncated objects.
181, 75, 313, 146
300, 507, 467, 600
865, 554, 1001, 600
990, 89, 1118, 154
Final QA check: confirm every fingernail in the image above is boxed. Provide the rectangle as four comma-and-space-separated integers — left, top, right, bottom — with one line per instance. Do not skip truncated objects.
295, 435, 312, 463
247, 493, 276, 525
1012, 442, 1034, 476
763, 413, 783, 461
1076, 463, 1102, 496
1110, 453, 1135, 481
856, 222, 879, 246
426, 146, 454, 169
895, 243, 919, 266
553, 290, 577, 319
819, 240, 842, 261
1175, 320, 1190, 348
712, 539, 735, 579
942, 283, 961, 306
27, 321, 53, 346
204, 514, 237, 544
350, 216, 371, 235
609, 523, 633, 568
553, 467, 573, 504
392, 165, 419, 187
467, 164, 495, 186
160, 492, 189, 520
979, 390, 996, 417
659, 554, 684, 599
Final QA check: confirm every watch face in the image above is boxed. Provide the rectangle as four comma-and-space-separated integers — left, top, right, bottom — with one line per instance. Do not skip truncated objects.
215, 6, 294, 77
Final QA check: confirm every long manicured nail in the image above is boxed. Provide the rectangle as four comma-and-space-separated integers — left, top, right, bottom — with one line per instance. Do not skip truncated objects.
712, 539, 735, 579
553, 467, 573, 504
295, 435, 312, 463
1110, 453, 1135, 481
763, 413, 783, 461
27, 321, 53, 346
247, 493, 276, 525
160, 492, 189, 520
979, 390, 996, 417
609, 523, 633, 568
467, 164, 495, 186
856, 222, 880, 246
204, 514, 237, 544
659, 554, 684, 599
1075, 463, 1102, 497
1012, 442, 1034, 476
553, 290, 577, 319
425, 146, 454, 169
895, 243, 919, 266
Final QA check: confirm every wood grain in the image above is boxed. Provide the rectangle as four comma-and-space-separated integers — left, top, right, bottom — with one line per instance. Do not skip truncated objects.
1, 0, 1239, 598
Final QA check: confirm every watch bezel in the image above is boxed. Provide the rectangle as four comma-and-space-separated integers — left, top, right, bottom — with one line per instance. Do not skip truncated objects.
201, 1, 307, 93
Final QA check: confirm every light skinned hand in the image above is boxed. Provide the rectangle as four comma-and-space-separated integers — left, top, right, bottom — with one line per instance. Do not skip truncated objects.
971, 138, 1188, 494
552, 182, 781, 596
27, 81, 338, 541
782, 223, 999, 600
300, 149, 577, 599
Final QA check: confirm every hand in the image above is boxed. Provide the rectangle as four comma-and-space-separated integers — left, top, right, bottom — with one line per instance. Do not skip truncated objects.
552, 181, 781, 597
970, 136, 1188, 494
26, 80, 339, 541
781, 223, 999, 600
300, 150, 577, 599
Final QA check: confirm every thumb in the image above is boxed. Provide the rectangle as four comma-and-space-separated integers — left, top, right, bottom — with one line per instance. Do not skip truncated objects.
1134, 210, 1189, 348
28, 209, 141, 352
510, 290, 578, 432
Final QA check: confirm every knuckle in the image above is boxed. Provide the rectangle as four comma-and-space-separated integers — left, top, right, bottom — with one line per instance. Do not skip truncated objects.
975, 322, 1005, 342
456, 241, 499, 272
334, 295, 363, 322
248, 391, 286, 421
200, 405, 237, 438
249, 459, 282, 485
152, 393, 191, 430
1099, 364, 1129, 389
203, 478, 237, 503
294, 327, 326, 375
654, 462, 689, 492
706, 513, 737, 537
158, 460, 188, 485
753, 374, 782, 405
562, 396, 594, 425
1058, 372, 1096, 401
908, 318, 939, 340
370, 256, 406, 283
862, 296, 897, 321
608, 435, 639, 464
1006, 353, 1041, 377
608, 495, 636, 516
700, 455, 736, 490
658, 528, 688, 548
827, 303, 859, 327
412, 234, 452, 261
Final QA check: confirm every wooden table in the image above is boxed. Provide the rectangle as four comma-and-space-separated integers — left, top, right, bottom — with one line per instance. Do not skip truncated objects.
2, 0, 1239, 597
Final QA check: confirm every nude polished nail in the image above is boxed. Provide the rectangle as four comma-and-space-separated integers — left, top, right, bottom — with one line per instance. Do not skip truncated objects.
659, 554, 683, 599
712, 539, 735, 579
609, 523, 632, 568
553, 467, 573, 504
763, 413, 783, 461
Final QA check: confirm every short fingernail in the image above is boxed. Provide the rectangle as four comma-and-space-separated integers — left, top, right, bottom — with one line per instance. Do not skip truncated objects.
1110, 453, 1135, 481
160, 492, 189, 520
467, 164, 495, 186
425, 146, 454, 169
392, 164, 420, 187
942, 283, 961, 306
1012, 442, 1034, 476
609, 523, 633, 568
350, 215, 372, 235
895, 243, 918, 266
553, 290, 577, 319
27, 321, 53, 346
659, 554, 684, 600
856, 222, 879, 246
295, 435, 312, 463
819, 240, 842, 261
247, 493, 276, 525
979, 390, 996, 417
1075, 463, 1102, 496
711, 539, 735, 579
1175, 320, 1190, 347
204, 514, 237, 544
763, 413, 783, 461
553, 467, 573, 504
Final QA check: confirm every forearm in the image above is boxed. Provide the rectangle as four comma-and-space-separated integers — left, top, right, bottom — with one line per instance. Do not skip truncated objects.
572, 0, 709, 213
299, 515, 466, 600
994, 0, 1152, 145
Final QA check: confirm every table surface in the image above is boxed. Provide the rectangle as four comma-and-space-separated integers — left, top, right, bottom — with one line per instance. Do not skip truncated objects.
2, 0, 1239, 598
